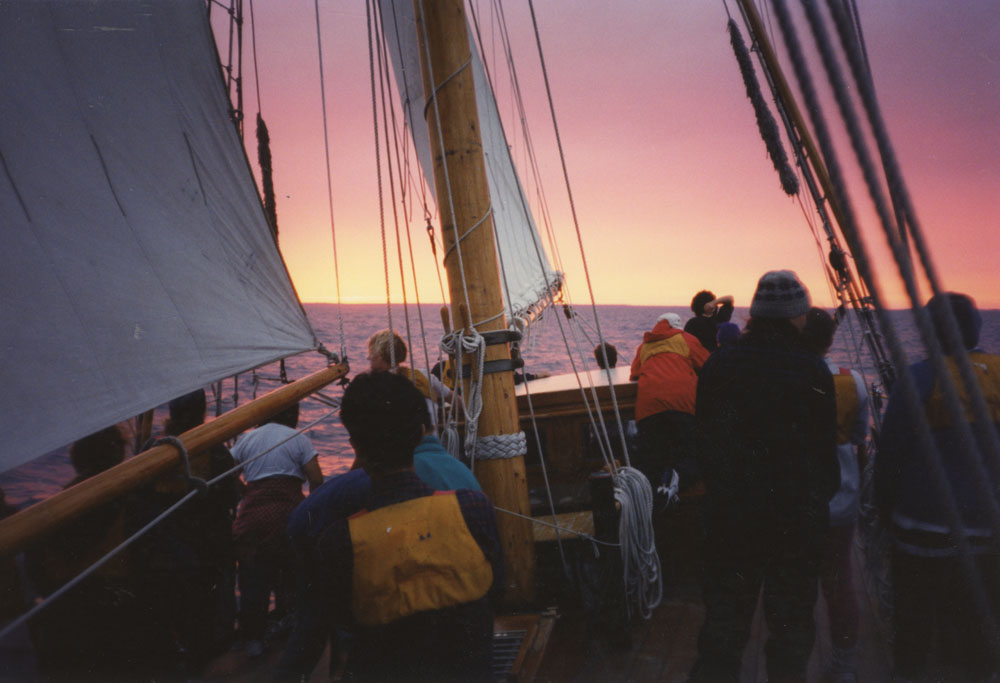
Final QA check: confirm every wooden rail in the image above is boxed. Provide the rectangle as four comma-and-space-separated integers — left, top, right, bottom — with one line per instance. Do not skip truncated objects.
0, 363, 348, 557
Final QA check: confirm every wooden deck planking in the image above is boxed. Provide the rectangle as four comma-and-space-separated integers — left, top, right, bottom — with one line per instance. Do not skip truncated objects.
534, 528, 893, 682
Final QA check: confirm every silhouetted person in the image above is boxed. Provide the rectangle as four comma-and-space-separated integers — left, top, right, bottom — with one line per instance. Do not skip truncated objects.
594, 342, 618, 369
27, 426, 149, 680
125, 389, 242, 675
715, 321, 741, 349
876, 292, 1000, 681
684, 290, 734, 352
275, 393, 482, 681
802, 308, 869, 680
689, 271, 838, 682
314, 372, 503, 681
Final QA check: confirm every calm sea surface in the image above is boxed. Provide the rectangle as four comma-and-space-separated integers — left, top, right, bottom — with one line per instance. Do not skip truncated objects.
3, 303, 998, 510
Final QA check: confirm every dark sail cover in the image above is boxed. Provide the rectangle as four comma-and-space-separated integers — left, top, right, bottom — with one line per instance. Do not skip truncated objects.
0, 0, 317, 472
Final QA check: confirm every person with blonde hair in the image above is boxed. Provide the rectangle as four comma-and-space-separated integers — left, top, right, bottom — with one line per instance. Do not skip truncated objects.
367, 329, 451, 428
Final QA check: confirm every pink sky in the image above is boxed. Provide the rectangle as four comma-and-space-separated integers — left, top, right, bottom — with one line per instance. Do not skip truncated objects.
218, 1, 1000, 310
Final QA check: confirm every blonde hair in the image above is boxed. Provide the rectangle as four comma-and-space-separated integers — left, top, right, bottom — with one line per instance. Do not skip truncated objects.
367, 329, 408, 365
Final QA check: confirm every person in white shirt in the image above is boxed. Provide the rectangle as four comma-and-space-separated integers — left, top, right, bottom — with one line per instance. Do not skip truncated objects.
230, 403, 322, 657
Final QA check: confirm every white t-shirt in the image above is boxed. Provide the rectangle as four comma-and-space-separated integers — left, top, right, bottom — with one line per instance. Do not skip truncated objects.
231, 422, 318, 483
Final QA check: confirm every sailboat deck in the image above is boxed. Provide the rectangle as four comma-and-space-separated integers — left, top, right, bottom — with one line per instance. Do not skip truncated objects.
205, 528, 891, 682
533, 540, 892, 682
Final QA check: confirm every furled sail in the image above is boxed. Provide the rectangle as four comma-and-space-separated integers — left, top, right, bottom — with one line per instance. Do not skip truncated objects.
0, 0, 317, 472
379, 0, 563, 324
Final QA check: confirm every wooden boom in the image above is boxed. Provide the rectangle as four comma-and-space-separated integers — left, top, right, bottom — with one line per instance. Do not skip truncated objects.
0, 363, 348, 557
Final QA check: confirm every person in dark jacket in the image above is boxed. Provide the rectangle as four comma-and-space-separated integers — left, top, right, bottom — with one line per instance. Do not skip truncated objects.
314, 372, 503, 681
876, 292, 1000, 681
689, 270, 838, 682
126, 389, 242, 675
684, 290, 734, 352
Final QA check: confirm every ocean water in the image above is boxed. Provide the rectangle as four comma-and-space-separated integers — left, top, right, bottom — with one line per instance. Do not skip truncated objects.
2, 303, 998, 510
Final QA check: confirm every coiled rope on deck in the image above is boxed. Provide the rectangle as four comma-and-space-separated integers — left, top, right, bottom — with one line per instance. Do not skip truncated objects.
614, 467, 662, 620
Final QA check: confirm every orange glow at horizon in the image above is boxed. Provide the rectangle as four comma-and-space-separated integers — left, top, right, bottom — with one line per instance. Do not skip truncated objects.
225, 1, 1000, 312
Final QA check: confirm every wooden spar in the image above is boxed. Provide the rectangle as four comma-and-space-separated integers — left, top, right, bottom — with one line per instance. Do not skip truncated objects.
736, 0, 850, 236
413, 0, 535, 604
0, 363, 348, 557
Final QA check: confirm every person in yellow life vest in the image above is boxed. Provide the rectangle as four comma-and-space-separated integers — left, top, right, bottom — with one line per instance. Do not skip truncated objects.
876, 292, 1000, 681
315, 372, 504, 681
629, 312, 710, 503
367, 329, 452, 429
802, 307, 870, 682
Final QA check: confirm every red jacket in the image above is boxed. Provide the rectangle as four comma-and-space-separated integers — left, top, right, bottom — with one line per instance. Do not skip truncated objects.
629, 321, 709, 421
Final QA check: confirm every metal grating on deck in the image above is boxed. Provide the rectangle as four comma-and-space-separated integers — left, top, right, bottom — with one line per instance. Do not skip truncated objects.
493, 629, 528, 680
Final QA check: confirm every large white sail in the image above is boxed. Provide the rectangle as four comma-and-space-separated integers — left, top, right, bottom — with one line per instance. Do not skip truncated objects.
379, 0, 563, 324
0, 0, 317, 472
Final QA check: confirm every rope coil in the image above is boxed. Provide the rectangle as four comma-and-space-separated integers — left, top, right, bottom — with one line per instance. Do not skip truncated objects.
475, 432, 527, 460
614, 466, 662, 620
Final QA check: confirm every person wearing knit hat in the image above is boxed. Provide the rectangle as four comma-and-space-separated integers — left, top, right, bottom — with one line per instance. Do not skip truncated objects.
876, 292, 1000, 681
749, 269, 811, 321
689, 270, 838, 683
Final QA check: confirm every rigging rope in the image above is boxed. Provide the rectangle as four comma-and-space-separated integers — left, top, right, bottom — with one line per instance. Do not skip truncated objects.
312, 0, 348, 360
769, 0, 1000, 660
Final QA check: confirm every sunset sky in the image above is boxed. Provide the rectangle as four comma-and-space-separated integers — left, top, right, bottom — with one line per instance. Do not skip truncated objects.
217, 1, 1000, 310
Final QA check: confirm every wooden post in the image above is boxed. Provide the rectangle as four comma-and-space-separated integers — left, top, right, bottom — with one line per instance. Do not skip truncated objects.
413, 0, 535, 604
0, 363, 348, 557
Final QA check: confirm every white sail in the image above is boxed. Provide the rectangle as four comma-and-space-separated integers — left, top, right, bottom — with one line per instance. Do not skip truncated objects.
379, 0, 563, 324
0, 0, 317, 473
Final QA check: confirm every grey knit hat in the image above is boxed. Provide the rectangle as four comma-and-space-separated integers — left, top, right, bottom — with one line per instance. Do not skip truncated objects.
749, 270, 810, 319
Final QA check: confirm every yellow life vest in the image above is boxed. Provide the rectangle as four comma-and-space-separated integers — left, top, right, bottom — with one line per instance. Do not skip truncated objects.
925, 352, 1000, 429
396, 366, 436, 400
832, 368, 861, 445
637, 334, 692, 367
348, 492, 493, 627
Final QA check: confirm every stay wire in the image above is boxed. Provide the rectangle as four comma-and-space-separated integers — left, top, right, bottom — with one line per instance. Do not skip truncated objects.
770, 0, 1000, 660
526, 0, 632, 466
365, 0, 395, 361
373, 1, 438, 402
312, 0, 348, 359
801, 0, 1000, 541
824, 0, 1000, 478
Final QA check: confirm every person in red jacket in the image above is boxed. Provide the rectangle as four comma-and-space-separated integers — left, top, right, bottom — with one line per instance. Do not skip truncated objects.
630, 312, 710, 502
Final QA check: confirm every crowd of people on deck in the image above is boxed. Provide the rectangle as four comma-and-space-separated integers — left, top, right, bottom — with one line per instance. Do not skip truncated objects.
2, 275, 999, 682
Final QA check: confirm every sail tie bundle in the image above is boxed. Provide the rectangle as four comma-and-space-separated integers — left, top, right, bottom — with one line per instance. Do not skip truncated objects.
727, 18, 799, 196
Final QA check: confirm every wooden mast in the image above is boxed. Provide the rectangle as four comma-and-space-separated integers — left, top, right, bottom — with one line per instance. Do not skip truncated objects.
0, 363, 348, 557
412, 0, 535, 604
